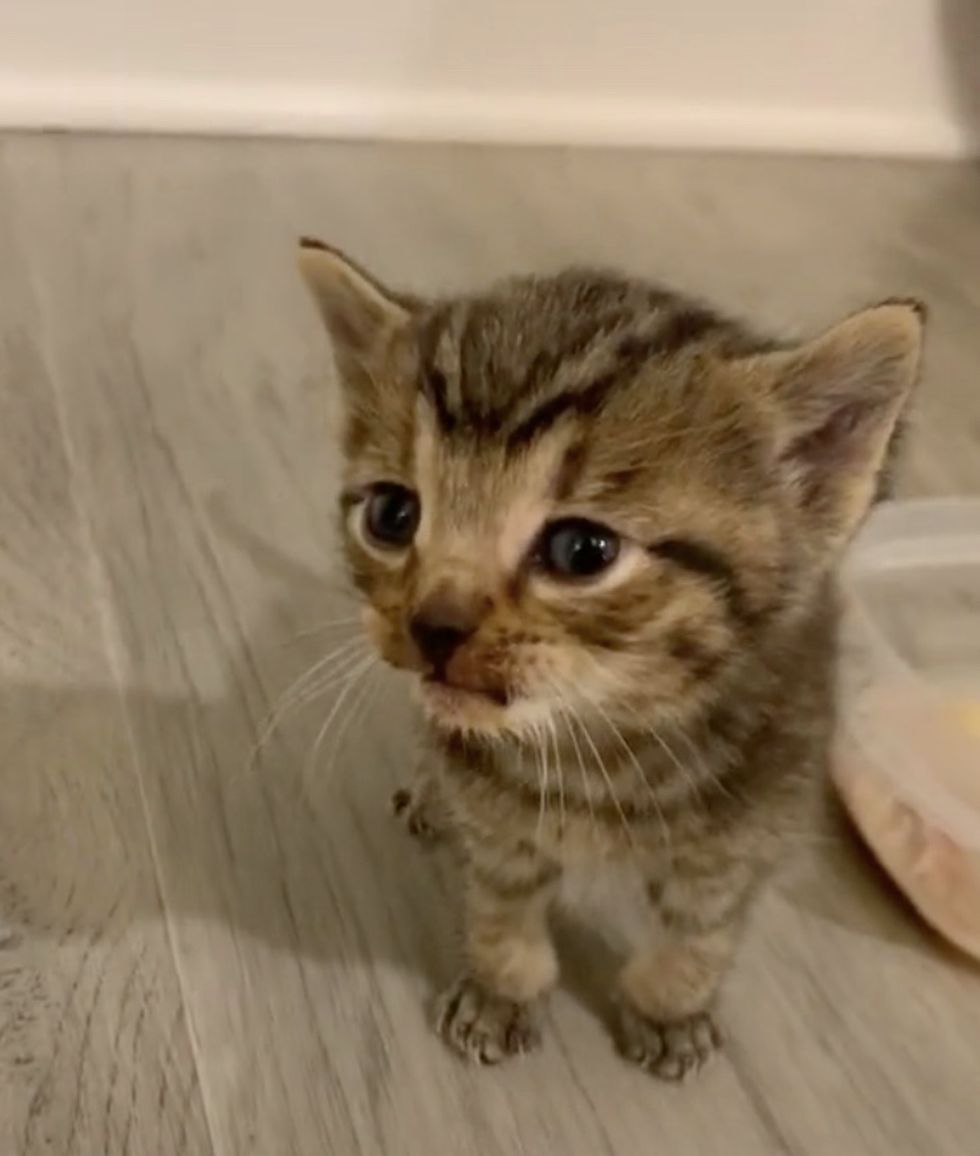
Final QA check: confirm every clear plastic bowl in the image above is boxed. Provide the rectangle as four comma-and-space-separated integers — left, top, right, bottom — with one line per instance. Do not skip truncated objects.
834, 499, 980, 957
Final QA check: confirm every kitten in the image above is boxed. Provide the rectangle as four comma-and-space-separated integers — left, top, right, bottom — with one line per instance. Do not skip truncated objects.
298, 238, 924, 1079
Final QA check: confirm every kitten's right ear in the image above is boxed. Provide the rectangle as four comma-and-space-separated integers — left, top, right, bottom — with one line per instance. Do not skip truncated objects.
755, 299, 924, 547
297, 238, 411, 372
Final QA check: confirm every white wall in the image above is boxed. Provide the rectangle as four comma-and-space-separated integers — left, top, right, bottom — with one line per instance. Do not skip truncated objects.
1, 0, 977, 156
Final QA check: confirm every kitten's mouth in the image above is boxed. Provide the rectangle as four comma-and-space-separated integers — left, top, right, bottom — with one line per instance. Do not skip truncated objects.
417, 673, 560, 740
421, 673, 510, 708
418, 673, 516, 732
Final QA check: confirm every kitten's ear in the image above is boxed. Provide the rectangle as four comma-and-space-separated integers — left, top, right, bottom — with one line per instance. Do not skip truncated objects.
761, 299, 925, 541
297, 238, 412, 378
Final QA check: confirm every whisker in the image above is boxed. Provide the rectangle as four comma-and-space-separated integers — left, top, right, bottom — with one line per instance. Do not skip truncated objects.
547, 716, 565, 837
283, 644, 373, 717
249, 639, 372, 769
256, 638, 370, 746
648, 722, 709, 805
591, 699, 671, 850
540, 672, 591, 840
321, 659, 382, 780
534, 722, 549, 842
622, 699, 739, 809
614, 698, 705, 810
303, 653, 377, 781
280, 616, 362, 645
570, 709, 635, 849
570, 650, 710, 817
667, 721, 742, 804
264, 633, 367, 723
557, 701, 595, 839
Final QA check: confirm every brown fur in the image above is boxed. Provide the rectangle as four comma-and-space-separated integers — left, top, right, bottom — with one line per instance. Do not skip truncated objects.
298, 239, 925, 1078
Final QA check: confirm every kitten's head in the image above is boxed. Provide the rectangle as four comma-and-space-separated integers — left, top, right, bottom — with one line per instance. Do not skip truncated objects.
299, 240, 923, 739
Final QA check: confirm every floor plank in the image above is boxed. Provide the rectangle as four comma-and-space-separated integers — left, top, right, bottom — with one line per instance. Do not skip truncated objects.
2, 133, 979, 1155
0, 144, 215, 1156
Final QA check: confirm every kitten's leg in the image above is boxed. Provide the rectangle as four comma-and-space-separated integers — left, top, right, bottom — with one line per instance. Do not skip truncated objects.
615, 860, 756, 1080
390, 758, 448, 843
436, 850, 560, 1064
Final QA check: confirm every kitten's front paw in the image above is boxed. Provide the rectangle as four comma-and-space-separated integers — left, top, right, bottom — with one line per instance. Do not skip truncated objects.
390, 786, 443, 843
435, 975, 541, 1064
615, 1004, 721, 1081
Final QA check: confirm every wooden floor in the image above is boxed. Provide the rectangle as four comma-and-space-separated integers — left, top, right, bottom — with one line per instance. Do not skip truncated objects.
0, 134, 978, 1156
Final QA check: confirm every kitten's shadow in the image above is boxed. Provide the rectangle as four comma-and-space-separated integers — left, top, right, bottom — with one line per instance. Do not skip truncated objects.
552, 917, 624, 1024
0, 503, 460, 999
201, 501, 462, 983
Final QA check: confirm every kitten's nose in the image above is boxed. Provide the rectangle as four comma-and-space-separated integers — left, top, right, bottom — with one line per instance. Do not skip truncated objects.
409, 589, 482, 671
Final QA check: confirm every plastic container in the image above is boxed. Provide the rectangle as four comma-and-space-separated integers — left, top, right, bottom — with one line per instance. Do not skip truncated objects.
834, 499, 980, 958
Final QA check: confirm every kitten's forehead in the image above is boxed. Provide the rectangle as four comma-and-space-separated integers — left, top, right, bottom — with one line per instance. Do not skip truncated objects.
415, 270, 767, 459
402, 272, 780, 573
344, 267, 783, 574
413, 397, 569, 570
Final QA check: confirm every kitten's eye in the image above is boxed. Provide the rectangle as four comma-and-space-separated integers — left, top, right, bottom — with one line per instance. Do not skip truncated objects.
537, 518, 620, 579
363, 483, 420, 549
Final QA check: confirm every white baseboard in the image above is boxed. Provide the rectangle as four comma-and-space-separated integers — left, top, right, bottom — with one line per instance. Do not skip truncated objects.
0, 73, 973, 159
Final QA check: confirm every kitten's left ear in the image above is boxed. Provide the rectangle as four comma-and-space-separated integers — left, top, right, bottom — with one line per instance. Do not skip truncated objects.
297, 238, 412, 383
759, 299, 925, 543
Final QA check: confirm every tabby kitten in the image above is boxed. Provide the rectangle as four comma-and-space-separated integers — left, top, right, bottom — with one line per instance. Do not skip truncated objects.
298, 238, 924, 1080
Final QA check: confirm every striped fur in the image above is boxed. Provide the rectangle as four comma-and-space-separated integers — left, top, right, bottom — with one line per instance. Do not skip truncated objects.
299, 241, 925, 1078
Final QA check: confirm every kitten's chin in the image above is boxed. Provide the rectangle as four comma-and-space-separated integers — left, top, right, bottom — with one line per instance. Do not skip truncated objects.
416, 676, 555, 739
417, 677, 510, 735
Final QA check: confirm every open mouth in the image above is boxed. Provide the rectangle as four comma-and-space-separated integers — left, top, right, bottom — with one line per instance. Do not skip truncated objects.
421, 674, 511, 709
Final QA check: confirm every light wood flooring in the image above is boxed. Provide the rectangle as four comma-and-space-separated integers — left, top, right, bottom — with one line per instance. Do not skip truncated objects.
1, 134, 979, 1155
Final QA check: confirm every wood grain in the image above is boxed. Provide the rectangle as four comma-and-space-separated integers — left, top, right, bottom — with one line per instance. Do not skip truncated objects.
1, 132, 979, 1155
0, 144, 214, 1156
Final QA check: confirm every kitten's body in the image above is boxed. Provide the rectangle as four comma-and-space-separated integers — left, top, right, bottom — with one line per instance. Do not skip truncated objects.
298, 244, 923, 1078
408, 561, 835, 1073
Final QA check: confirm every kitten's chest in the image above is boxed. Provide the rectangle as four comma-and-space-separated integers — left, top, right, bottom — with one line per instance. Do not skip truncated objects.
444, 760, 673, 881
557, 858, 653, 951
535, 817, 661, 952
441, 750, 673, 948
533, 807, 644, 864
442, 741, 678, 863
